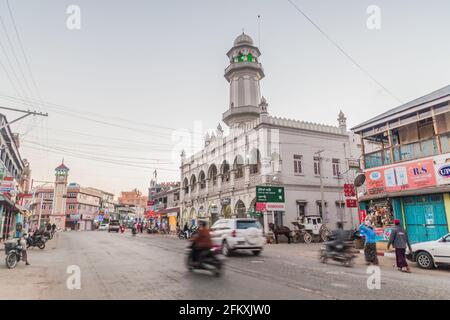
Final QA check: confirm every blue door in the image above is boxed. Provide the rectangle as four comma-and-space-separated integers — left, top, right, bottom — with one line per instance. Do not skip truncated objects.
403, 194, 449, 244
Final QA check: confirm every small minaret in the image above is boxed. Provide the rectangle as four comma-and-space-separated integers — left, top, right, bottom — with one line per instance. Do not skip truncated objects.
204, 132, 211, 147
217, 123, 224, 138
338, 110, 347, 133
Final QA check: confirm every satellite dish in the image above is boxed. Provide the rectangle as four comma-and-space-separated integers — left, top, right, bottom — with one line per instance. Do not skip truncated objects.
354, 174, 366, 188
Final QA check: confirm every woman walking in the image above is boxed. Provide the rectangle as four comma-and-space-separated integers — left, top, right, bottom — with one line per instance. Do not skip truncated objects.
359, 222, 379, 265
388, 219, 412, 273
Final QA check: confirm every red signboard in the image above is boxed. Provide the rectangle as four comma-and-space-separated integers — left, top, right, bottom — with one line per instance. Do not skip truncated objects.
147, 200, 155, 206
359, 210, 367, 223
346, 199, 357, 208
344, 184, 356, 197
366, 158, 436, 195
256, 202, 266, 212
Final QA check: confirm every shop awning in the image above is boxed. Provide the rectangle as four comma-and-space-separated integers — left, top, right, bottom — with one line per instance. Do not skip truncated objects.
359, 185, 450, 201
159, 207, 180, 214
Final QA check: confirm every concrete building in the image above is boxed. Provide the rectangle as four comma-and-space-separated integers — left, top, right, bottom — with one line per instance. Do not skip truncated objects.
352, 85, 450, 244
0, 114, 27, 241
180, 33, 360, 231
118, 189, 148, 221
148, 182, 181, 232
29, 162, 114, 231
65, 184, 102, 231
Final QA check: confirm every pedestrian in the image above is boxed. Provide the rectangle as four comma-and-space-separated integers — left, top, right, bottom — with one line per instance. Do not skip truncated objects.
140, 222, 144, 233
388, 219, 413, 273
20, 234, 30, 266
183, 222, 189, 238
51, 223, 57, 236
359, 222, 379, 265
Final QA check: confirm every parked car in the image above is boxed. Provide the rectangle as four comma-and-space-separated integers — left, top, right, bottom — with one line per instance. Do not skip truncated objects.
108, 220, 120, 233
99, 223, 109, 231
210, 218, 265, 257
407, 233, 450, 269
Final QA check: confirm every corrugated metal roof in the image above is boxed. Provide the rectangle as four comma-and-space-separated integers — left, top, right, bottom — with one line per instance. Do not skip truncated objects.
352, 85, 450, 131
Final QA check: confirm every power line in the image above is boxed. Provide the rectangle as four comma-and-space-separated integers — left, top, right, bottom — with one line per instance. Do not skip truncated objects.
286, 0, 403, 104
5, 0, 42, 107
0, 14, 34, 100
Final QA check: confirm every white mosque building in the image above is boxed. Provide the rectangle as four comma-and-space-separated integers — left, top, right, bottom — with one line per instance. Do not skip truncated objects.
179, 33, 361, 231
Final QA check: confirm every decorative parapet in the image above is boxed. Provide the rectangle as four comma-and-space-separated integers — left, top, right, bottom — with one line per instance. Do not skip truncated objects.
263, 116, 344, 135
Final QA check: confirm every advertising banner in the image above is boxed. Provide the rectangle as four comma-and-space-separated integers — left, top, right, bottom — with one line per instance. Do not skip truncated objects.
434, 154, 450, 186
366, 158, 436, 194
0, 180, 15, 192
265, 203, 285, 211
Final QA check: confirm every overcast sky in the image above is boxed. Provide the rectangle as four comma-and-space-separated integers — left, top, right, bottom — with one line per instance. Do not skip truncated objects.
0, 0, 449, 196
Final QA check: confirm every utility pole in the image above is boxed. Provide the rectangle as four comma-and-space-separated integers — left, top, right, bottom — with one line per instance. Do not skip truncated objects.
315, 150, 326, 220
0, 106, 48, 130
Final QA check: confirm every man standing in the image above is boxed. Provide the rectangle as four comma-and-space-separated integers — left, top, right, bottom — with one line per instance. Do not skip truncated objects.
388, 219, 413, 273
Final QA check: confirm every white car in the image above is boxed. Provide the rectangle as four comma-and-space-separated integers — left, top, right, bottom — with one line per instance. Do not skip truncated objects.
407, 233, 450, 269
99, 223, 109, 231
210, 218, 266, 257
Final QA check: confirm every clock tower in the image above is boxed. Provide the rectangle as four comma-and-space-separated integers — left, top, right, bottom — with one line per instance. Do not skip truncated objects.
51, 161, 69, 230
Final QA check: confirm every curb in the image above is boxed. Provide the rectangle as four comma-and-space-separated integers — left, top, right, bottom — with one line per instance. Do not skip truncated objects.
358, 250, 395, 257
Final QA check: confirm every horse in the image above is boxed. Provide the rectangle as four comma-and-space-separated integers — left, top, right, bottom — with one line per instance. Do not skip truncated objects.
268, 223, 292, 244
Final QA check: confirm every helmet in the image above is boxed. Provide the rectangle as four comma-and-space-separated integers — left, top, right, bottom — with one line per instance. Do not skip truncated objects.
198, 220, 208, 228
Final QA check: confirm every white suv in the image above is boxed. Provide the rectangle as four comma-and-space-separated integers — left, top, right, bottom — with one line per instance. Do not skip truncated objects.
210, 218, 266, 256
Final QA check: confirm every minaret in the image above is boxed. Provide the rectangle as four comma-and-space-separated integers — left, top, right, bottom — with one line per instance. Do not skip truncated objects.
338, 110, 347, 133
51, 160, 69, 230
223, 33, 265, 128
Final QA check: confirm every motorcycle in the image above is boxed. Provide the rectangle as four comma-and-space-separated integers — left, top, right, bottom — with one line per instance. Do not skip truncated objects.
319, 231, 356, 267
186, 244, 224, 277
178, 229, 187, 240
147, 226, 159, 234
42, 231, 53, 242
131, 227, 137, 236
4, 239, 23, 269
26, 234, 46, 250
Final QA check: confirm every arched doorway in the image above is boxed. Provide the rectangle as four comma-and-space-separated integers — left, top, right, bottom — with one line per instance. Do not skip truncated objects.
235, 200, 247, 218
209, 204, 219, 225
189, 208, 197, 226
222, 205, 232, 218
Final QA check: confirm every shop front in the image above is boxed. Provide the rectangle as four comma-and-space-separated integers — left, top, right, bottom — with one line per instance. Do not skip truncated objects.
361, 155, 450, 243
0, 194, 22, 241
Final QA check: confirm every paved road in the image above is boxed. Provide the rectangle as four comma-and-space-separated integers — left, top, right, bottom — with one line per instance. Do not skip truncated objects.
1, 231, 450, 300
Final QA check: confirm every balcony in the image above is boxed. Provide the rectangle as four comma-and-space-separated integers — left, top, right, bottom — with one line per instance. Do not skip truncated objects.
364, 137, 440, 169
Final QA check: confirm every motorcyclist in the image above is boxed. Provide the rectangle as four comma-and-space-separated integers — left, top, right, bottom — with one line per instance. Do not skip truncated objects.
190, 220, 212, 265
327, 222, 346, 254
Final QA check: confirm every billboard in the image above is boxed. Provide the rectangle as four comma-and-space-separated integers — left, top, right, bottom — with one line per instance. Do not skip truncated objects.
365, 158, 436, 194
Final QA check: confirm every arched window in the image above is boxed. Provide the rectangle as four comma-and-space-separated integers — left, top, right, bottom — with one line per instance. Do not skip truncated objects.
221, 161, 230, 182
183, 178, 189, 194
249, 149, 261, 175
199, 171, 206, 189
208, 165, 218, 186
190, 175, 197, 193
234, 155, 244, 179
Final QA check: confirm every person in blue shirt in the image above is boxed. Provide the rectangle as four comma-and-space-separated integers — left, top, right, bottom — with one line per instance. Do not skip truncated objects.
359, 222, 379, 265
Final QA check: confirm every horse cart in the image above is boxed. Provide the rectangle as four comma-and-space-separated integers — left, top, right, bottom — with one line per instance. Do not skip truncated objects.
291, 216, 330, 244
